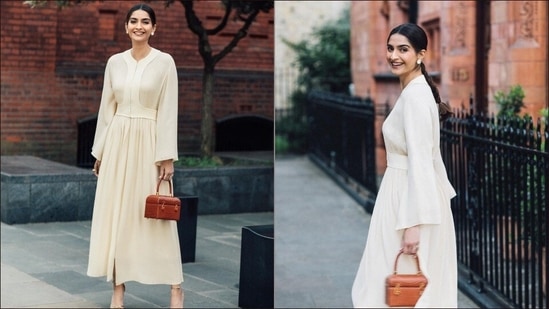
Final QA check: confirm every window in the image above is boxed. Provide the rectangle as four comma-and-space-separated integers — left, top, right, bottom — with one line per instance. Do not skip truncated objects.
421, 18, 440, 73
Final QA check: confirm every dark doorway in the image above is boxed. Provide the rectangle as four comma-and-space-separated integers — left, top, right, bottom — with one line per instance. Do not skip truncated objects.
215, 115, 273, 151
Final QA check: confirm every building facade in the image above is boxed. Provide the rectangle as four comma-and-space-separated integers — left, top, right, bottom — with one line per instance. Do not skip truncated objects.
350, 0, 548, 175
1, 0, 274, 164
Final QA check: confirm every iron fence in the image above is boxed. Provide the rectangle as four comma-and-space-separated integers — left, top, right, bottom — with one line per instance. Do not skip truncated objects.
441, 108, 548, 308
304, 89, 548, 307
307, 90, 377, 209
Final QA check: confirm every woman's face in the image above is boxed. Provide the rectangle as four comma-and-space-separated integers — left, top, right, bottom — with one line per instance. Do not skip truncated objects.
125, 9, 156, 43
386, 33, 424, 82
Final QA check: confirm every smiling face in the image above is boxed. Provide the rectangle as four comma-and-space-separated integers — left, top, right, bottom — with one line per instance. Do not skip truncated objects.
386, 33, 425, 87
125, 9, 156, 44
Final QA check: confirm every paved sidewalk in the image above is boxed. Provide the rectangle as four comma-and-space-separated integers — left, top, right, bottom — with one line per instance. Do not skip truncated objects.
1, 212, 273, 308
274, 155, 480, 308
1, 155, 480, 308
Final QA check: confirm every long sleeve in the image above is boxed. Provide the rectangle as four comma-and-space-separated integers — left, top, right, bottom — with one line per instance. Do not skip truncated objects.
154, 55, 179, 164
395, 84, 442, 229
91, 58, 117, 161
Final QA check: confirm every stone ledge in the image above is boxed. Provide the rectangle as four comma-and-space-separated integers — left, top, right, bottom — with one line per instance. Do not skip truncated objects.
175, 165, 274, 215
1, 155, 274, 223
1, 156, 97, 224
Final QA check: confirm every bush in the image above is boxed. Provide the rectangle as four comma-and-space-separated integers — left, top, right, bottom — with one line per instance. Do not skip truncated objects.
278, 7, 351, 154
175, 155, 271, 168
494, 85, 525, 118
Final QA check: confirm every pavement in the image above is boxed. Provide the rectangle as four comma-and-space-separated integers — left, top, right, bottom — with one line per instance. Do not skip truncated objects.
1, 155, 480, 308
1, 213, 273, 308
274, 155, 480, 308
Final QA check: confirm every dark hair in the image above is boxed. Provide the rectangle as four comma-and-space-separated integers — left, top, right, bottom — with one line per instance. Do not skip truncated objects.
125, 3, 156, 25
388, 23, 452, 121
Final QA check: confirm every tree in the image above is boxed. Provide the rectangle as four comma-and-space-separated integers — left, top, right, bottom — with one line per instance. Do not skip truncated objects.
24, 0, 273, 157
283, 8, 351, 94
276, 8, 351, 153
177, 0, 273, 156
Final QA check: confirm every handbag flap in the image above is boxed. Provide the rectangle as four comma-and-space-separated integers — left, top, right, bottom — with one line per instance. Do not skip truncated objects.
146, 195, 181, 207
386, 274, 428, 287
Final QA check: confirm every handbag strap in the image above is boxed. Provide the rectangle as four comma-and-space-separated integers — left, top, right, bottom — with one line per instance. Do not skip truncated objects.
393, 250, 423, 275
155, 179, 174, 197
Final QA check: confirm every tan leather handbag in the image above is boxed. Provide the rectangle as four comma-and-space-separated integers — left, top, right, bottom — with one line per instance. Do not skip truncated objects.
144, 179, 181, 221
385, 250, 428, 307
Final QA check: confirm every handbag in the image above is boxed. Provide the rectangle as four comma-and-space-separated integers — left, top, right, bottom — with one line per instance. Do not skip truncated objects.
385, 250, 428, 307
144, 179, 181, 221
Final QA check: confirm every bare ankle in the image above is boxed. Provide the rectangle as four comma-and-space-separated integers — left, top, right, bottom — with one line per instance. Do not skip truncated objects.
170, 285, 184, 308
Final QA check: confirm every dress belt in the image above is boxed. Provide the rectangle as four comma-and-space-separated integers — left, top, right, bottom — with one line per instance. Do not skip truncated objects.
387, 153, 408, 170
115, 104, 157, 120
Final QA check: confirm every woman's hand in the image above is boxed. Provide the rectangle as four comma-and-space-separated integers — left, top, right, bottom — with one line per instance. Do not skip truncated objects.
401, 225, 420, 255
159, 159, 174, 181
93, 160, 101, 177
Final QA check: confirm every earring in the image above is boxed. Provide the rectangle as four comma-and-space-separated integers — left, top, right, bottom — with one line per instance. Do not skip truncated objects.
417, 59, 422, 65
151, 33, 154, 36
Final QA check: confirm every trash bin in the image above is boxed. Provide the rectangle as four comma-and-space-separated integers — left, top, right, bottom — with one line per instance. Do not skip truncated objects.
177, 195, 198, 263
238, 224, 274, 308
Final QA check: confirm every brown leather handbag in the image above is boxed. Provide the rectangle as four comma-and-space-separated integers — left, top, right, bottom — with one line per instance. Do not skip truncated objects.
386, 250, 428, 307
144, 179, 181, 221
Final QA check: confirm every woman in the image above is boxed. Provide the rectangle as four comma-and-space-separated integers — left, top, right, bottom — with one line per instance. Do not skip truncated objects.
87, 3, 184, 308
351, 23, 457, 308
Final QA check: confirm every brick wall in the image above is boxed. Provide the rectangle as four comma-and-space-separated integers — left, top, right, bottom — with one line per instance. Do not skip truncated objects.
1, 1, 274, 165
350, 1, 548, 177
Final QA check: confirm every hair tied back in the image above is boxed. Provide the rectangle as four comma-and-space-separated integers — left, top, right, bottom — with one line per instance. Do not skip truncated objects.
437, 101, 453, 121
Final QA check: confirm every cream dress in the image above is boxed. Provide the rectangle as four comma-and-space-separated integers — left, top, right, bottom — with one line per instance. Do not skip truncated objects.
351, 75, 457, 307
87, 48, 183, 285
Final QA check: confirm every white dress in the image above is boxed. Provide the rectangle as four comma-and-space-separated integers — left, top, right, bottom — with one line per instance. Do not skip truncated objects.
351, 75, 457, 308
87, 48, 183, 285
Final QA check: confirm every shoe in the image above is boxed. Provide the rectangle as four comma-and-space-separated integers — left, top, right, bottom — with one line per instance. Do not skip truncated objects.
170, 285, 184, 308
110, 283, 125, 309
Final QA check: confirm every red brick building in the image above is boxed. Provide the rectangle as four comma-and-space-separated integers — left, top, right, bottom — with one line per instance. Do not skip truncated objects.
350, 0, 548, 175
1, 0, 274, 165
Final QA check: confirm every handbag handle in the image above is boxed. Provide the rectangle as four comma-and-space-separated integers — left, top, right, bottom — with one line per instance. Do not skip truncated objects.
155, 179, 174, 197
393, 250, 423, 275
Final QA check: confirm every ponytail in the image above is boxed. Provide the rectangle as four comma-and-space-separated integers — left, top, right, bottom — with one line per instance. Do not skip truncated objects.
420, 63, 453, 121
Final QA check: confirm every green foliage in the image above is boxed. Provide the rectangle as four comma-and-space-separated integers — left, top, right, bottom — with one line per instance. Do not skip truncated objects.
494, 85, 525, 118
276, 89, 310, 153
176, 155, 224, 167
277, 7, 351, 154
541, 108, 548, 152
24, 0, 86, 8
283, 8, 351, 93
175, 155, 270, 168
275, 135, 290, 154
541, 108, 549, 120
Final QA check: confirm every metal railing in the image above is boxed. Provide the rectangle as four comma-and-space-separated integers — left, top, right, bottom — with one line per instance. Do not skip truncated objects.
305, 89, 547, 307
441, 108, 548, 308
307, 90, 377, 209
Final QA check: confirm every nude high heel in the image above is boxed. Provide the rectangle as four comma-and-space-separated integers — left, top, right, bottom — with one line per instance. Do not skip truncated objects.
110, 282, 125, 309
170, 285, 184, 308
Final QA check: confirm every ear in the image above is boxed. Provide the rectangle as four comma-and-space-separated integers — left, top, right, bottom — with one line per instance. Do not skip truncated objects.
152, 24, 157, 34
418, 49, 426, 62
125, 23, 128, 34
